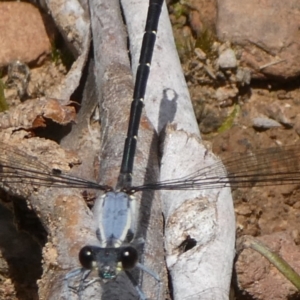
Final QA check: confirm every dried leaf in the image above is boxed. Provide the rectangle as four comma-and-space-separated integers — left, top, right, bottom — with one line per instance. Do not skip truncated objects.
0, 97, 76, 130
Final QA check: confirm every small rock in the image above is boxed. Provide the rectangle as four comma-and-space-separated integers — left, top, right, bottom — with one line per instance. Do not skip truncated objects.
264, 103, 293, 128
217, 48, 237, 69
182, 26, 193, 38
212, 41, 220, 53
252, 117, 282, 129
194, 48, 207, 61
215, 86, 238, 103
236, 206, 252, 216
236, 68, 251, 85
203, 64, 216, 79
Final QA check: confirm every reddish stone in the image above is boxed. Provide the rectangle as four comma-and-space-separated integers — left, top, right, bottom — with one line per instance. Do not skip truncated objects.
217, 0, 300, 79
0, 2, 51, 67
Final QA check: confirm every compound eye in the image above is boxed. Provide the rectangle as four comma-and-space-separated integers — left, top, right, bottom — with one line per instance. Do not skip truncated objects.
120, 246, 138, 270
79, 246, 95, 270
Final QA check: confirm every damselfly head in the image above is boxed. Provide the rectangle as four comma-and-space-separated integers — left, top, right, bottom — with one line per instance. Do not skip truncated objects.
79, 246, 118, 279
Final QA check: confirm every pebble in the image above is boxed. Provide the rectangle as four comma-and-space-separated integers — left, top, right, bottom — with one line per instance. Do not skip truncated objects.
194, 48, 206, 61
264, 104, 293, 128
215, 86, 238, 103
217, 48, 237, 69
252, 117, 282, 129
236, 68, 251, 85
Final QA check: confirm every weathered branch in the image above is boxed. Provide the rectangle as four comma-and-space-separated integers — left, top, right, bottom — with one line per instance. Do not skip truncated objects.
123, 1, 236, 299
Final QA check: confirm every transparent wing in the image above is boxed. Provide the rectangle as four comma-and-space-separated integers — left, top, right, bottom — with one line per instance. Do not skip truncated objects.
2, 142, 300, 193
0, 143, 106, 190
134, 144, 300, 191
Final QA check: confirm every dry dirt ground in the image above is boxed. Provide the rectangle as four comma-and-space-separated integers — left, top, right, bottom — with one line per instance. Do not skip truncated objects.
177, 17, 300, 299
178, 27, 300, 300
1, 3, 300, 300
